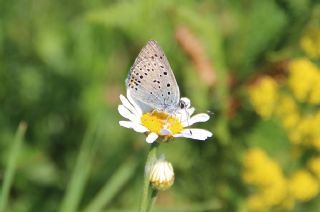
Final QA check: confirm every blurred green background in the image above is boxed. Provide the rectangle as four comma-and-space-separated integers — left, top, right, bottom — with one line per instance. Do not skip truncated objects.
1, 0, 320, 211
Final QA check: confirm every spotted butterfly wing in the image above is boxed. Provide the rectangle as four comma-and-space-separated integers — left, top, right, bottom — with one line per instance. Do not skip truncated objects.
126, 40, 180, 112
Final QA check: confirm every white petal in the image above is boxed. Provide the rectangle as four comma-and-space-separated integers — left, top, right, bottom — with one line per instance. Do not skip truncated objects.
118, 105, 138, 122
182, 113, 210, 127
119, 120, 135, 128
174, 128, 212, 141
176, 106, 194, 117
187, 107, 195, 116
126, 90, 143, 115
174, 111, 186, 122
120, 94, 140, 117
146, 132, 158, 143
119, 121, 148, 133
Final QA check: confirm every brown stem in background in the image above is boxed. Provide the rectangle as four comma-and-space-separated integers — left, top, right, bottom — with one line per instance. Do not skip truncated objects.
175, 25, 217, 87
247, 60, 289, 85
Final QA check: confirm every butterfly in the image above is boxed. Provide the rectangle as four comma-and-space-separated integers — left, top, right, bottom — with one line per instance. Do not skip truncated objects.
126, 40, 187, 114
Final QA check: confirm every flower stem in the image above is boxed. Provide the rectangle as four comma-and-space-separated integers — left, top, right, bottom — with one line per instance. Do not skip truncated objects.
139, 143, 159, 212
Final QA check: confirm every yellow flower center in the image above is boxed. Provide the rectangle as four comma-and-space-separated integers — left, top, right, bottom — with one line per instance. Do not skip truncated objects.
140, 111, 183, 137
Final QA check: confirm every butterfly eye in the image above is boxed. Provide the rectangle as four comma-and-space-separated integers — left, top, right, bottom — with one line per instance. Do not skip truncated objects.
179, 100, 186, 109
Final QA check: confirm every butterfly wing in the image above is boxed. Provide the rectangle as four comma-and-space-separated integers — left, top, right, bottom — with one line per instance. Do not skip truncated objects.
126, 40, 180, 111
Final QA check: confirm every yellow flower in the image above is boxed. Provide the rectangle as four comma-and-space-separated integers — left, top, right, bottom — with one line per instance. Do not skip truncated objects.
141, 112, 183, 136
308, 157, 320, 179
300, 27, 320, 59
288, 58, 320, 103
287, 112, 320, 147
248, 76, 278, 118
280, 196, 295, 211
311, 137, 320, 151
243, 148, 287, 210
308, 112, 320, 148
246, 194, 266, 212
276, 95, 300, 130
242, 149, 285, 187
288, 170, 319, 201
293, 116, 312, 144
309, 76, 320, 104
288, 130, 302, 145
242, 148, 270, 185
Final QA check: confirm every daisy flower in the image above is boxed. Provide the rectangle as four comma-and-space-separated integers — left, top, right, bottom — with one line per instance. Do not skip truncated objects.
118, 90, 212, 143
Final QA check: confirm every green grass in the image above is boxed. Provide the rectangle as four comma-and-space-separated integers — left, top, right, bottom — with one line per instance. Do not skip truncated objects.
0, 122, 27, 212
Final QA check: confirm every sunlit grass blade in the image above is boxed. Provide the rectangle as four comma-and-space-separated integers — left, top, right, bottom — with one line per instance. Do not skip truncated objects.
59, 117, 104, 212
0, 122, 27, 212
83, 157, 138, 212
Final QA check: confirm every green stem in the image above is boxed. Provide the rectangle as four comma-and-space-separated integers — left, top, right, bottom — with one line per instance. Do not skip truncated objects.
139, 143, 159, 212
147, 189, 158, 212
0, 122, 27, 212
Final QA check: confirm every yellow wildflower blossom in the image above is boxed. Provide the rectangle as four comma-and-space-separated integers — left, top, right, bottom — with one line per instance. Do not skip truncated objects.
287, 112, 320, 147
293, 116, 312, 145
276, 95, 300, 130
308, 157, 320, 179
288, 130, 302, 145
290, 116, 316, 146
300, 27, 320, 59
309, 112, 320, 149
309, 75, 320, 104
246, 194, 266, 211
280, 196, 295, 211
288, 58, 320, 103
244, 32, 320, 211
248, 76, 278, 118
288, 170, 319, 201
243, 148, 287, 210
311, 137, 320, 151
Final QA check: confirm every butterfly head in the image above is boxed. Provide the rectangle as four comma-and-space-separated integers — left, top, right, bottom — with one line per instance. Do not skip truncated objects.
179, 99, 187, 110
178, 98, 190, 110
